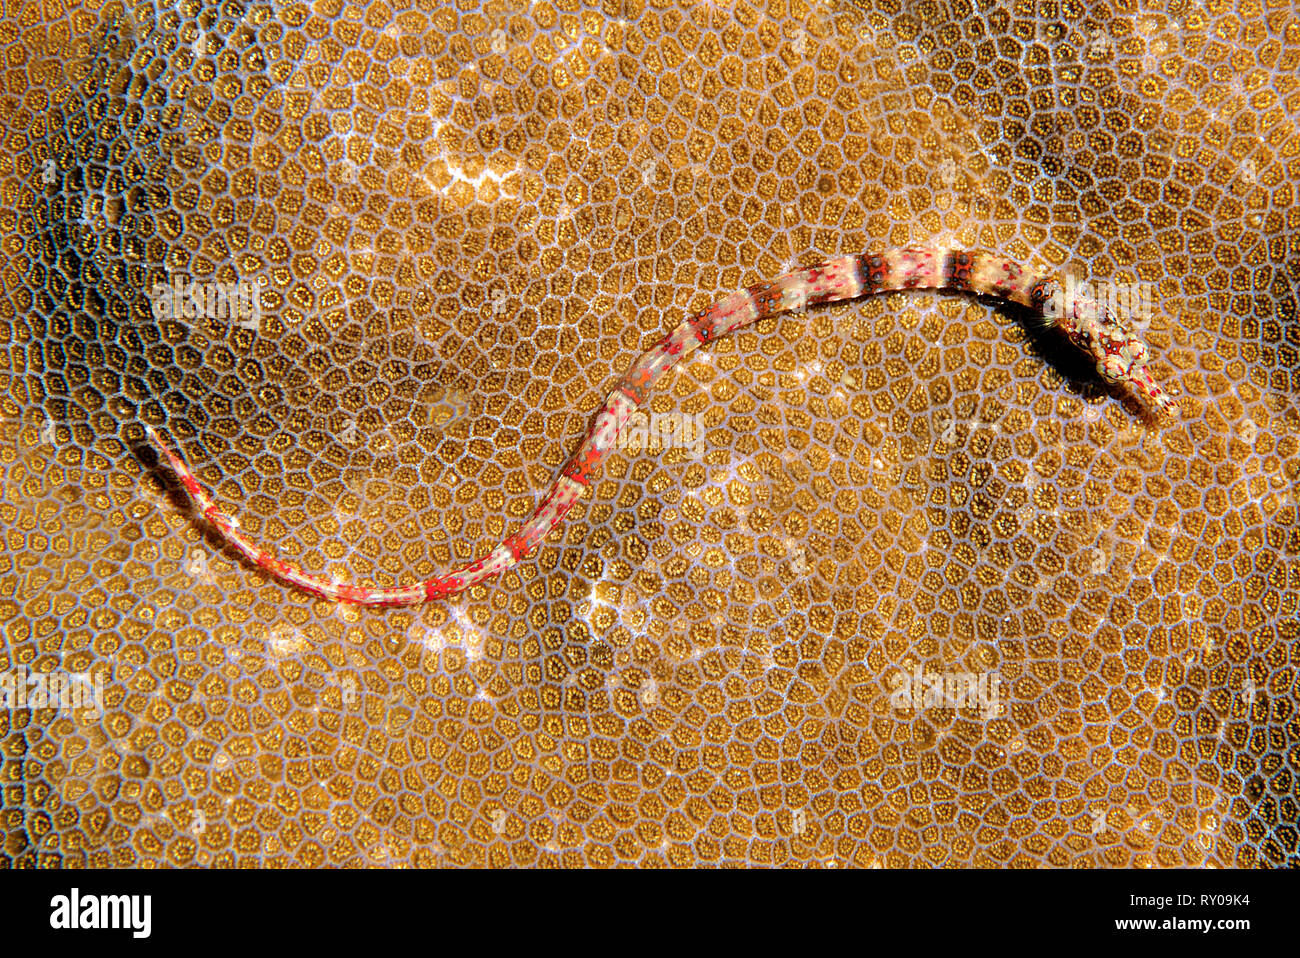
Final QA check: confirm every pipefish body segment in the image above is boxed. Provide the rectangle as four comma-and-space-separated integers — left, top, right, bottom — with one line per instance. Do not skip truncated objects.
147, 246, 1177, 606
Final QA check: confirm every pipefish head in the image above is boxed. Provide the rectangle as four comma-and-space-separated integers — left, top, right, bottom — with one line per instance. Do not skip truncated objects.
1060, 291, 1177, 421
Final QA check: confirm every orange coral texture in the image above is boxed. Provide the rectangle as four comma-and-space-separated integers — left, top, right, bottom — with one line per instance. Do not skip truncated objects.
0, 0, 1297, 867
